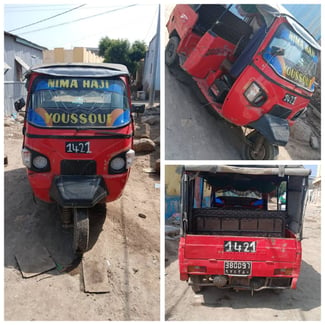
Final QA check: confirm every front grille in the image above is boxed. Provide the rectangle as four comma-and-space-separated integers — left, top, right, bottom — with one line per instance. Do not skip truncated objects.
60, 160, 96, 175
269, 105, 291, 119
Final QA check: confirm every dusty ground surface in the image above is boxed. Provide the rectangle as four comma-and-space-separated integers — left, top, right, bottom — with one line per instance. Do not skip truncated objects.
165, 201, 320, 321
4, 110, 160, 321
164, 5, 321, 161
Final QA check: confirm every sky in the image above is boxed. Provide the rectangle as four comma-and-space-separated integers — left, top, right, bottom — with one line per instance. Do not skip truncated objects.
304, 165, 319, 177
283, 4, 321, 40
4, 3, 159, 49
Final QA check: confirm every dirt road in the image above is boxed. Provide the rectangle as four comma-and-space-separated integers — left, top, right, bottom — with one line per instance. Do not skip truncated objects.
4, 119, 160, 321
165, 202, 320, 321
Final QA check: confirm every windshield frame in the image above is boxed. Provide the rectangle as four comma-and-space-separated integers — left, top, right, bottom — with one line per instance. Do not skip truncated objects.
27, 75, 131, 129
262, 21, 320, 91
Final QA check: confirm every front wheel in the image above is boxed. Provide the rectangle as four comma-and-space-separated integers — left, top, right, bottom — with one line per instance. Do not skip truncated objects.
165, 36, 180, 67
73, 208, 90, 253
243, 131, 278, 160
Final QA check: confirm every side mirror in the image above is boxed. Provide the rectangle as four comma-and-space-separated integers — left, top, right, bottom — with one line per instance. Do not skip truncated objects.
131, 104, 145, 114
271, 46, 285, 57
14, 98, 26, 112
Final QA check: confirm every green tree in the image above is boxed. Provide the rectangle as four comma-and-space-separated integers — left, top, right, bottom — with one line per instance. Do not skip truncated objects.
98, 37, 147, 77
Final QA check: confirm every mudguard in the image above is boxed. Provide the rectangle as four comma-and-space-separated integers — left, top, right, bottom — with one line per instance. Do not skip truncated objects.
248, 114, 290, 146
50, 175, 108, 208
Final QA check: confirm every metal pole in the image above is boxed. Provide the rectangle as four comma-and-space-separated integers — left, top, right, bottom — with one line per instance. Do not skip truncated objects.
148, 4, 160, 107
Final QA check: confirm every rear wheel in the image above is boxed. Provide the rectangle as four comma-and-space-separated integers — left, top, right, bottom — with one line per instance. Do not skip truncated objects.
73, 208, 89, 253
190, 275, 203, 293
243, 131, 277, 160
165, 36, 180, 67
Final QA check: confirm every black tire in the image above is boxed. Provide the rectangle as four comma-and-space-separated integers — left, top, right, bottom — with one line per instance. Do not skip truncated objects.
243, 131, 277, 160
73, 208, 89, 253
165, 36, 180, 67
190, 275, 203, 293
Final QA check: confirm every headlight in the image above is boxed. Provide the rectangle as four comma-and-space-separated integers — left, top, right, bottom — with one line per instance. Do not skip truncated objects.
21, 148, 31, 168
21, 147, 50, 172
33, 155, 49, 169
109, 151, 134, 174
110, 157, 126, 171
244, 82, 267, 106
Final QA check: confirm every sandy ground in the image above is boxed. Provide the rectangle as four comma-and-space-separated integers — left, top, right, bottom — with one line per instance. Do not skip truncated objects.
165, 202, 320, 321
4, 117, 160, 321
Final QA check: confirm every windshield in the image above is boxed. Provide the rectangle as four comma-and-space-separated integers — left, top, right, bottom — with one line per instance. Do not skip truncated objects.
263, 23, 319, 91
28, 77, 131, 128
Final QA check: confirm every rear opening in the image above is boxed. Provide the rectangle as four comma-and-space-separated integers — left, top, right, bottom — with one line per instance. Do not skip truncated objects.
192, 4, 252, 40
186, 174, 292, 238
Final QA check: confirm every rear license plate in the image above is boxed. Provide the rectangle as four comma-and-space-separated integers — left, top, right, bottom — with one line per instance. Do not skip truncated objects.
224, 240, 256, 252
65, 141, 90, 153
224, 261, 251, 275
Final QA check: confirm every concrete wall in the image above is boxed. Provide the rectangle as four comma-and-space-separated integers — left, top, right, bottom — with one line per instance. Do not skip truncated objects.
165, 165, 182, 219
4, 33, 44, 116
143, 34, 160, 98
43, 47, 104, 64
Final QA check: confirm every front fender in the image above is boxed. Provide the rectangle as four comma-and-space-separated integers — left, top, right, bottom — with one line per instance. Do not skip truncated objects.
50, 175, 108, 208
248, 114, 289, 146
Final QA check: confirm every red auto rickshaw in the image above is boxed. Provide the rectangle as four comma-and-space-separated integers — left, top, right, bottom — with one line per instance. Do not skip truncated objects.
166, 4, 320, 159
179, 165, 310, 294
14, 63, 144, 253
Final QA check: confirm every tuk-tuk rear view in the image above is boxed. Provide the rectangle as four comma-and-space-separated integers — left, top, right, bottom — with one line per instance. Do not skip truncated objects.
179, 165, 310, 294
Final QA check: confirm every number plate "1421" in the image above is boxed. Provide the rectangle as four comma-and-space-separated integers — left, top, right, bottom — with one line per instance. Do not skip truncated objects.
65, 141, 90, 153
224, 240, 256, 252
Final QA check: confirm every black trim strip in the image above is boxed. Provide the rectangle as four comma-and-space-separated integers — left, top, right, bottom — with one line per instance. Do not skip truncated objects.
250, 62, 311, 100
26, 133, 132, 139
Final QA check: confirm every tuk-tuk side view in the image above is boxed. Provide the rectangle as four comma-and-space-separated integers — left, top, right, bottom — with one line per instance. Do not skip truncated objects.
166, 4, 320, 159
179, 165, 310, 294
14, 63, 144, 253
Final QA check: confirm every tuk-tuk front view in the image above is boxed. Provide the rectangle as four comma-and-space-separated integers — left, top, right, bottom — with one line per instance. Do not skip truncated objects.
15, 63, 144, 253
166, 4, 320, 159
179, 165, 310, 294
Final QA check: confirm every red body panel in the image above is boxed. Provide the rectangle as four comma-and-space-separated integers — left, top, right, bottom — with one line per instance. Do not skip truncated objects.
25, 124, 132, 203
179, 234, 302, 288
167, 5, 198, 47
195, 61, 310, 126
182, 32, 234, 79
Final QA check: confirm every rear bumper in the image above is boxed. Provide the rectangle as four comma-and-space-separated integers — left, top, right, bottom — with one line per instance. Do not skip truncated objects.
179, 259, 301, 289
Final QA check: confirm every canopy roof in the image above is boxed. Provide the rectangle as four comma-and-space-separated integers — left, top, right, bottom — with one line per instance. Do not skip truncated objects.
25, 63, 129, 79
185, 165, 310, 193
184, 165, 311, 177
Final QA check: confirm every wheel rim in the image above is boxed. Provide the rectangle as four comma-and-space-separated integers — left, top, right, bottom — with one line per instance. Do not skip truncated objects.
249, 144, 266, 160
73, 208, 89, 253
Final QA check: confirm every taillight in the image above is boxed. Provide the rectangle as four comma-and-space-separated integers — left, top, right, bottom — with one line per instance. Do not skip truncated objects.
188, 266, 207, 273
274, 268, 293, 275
